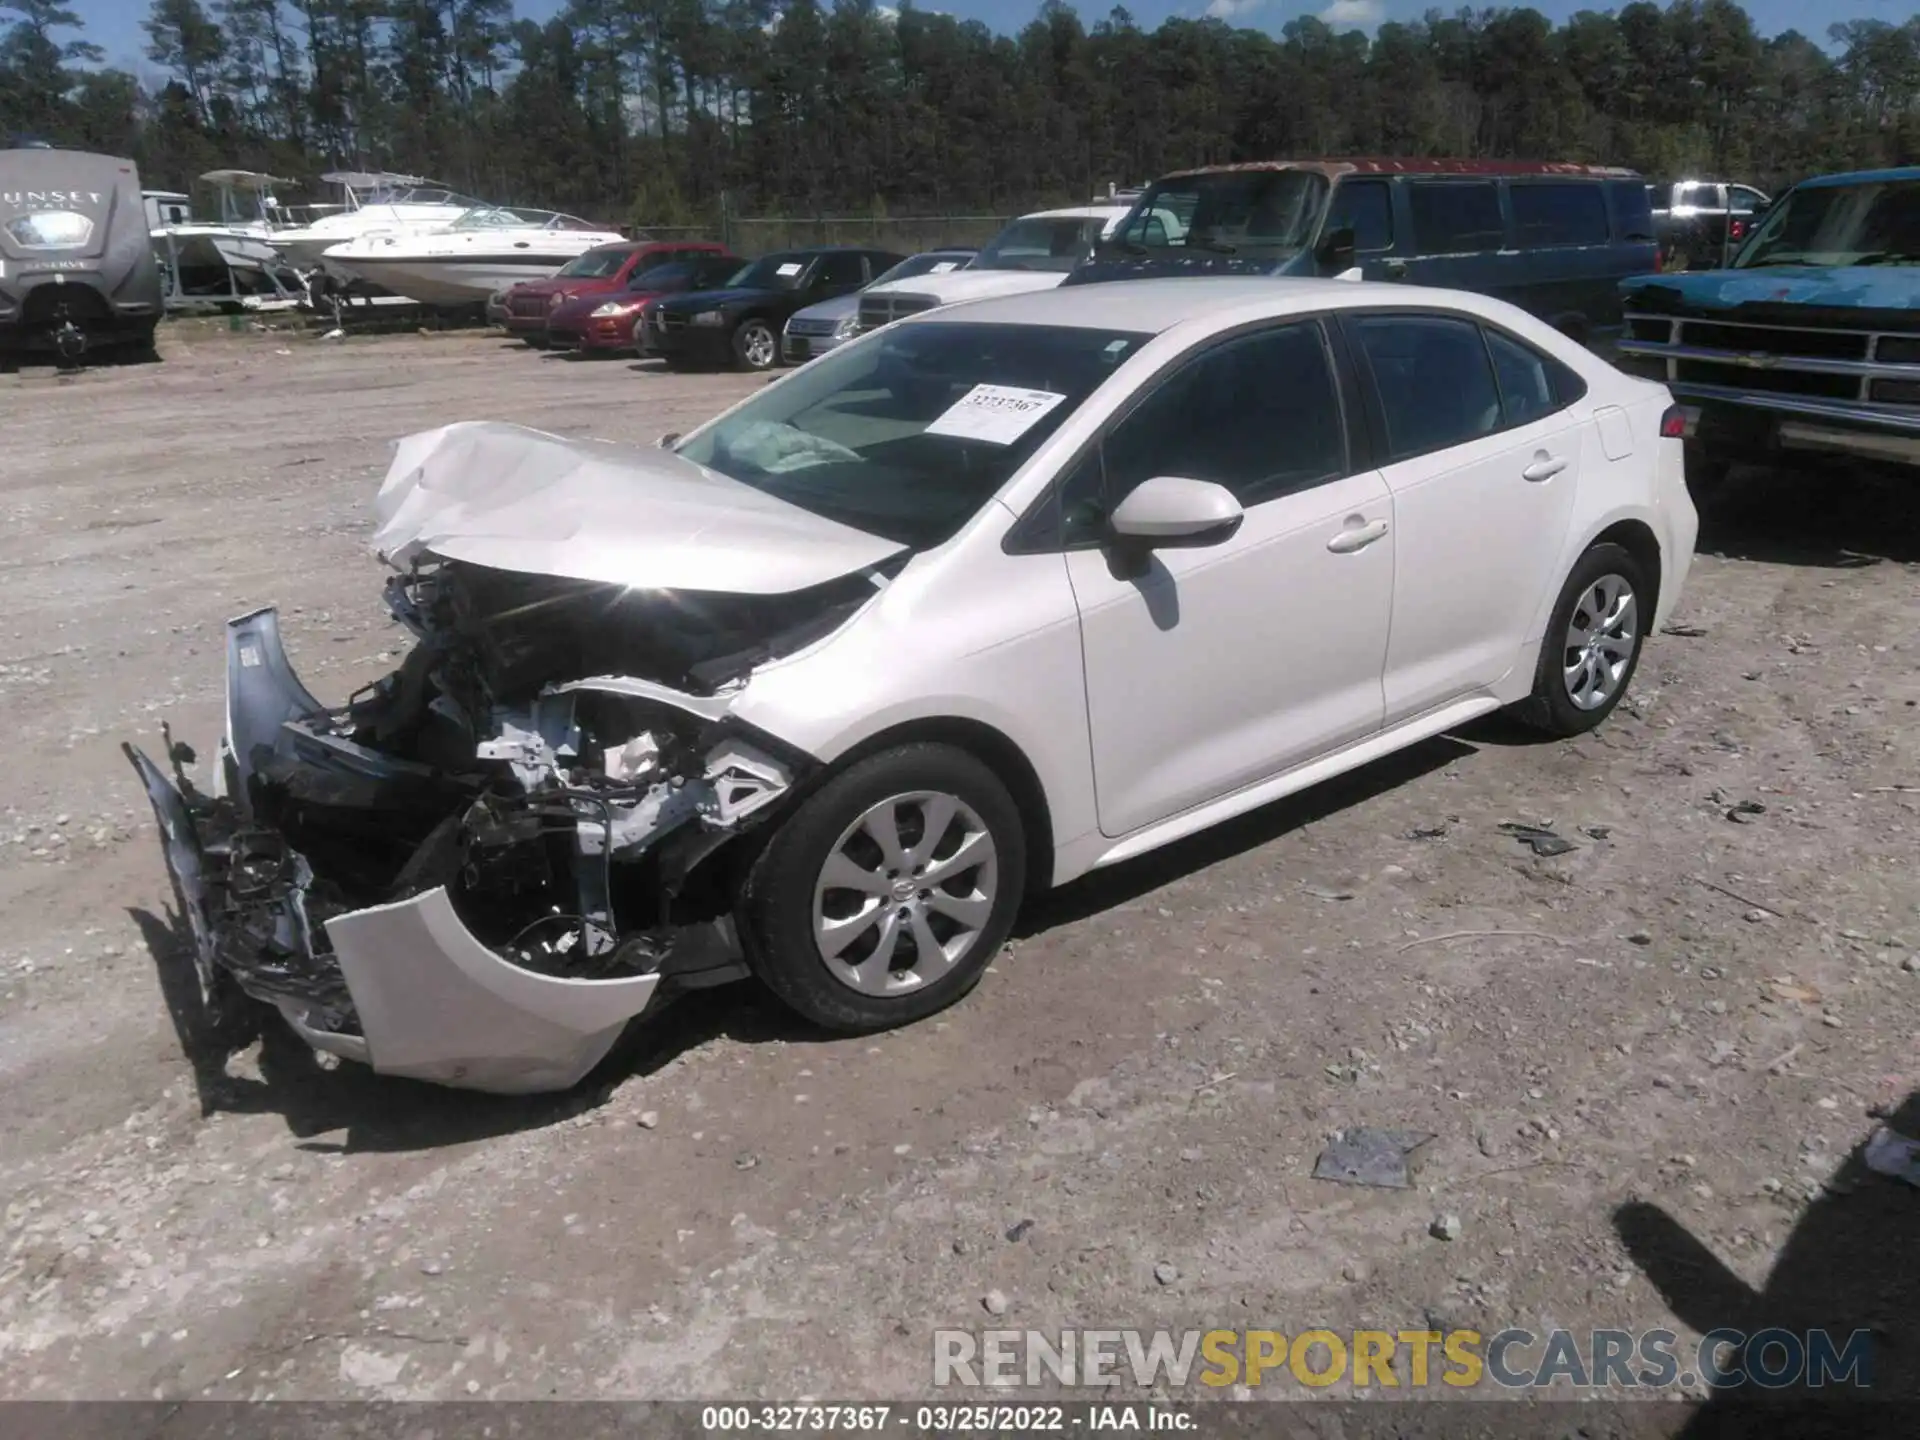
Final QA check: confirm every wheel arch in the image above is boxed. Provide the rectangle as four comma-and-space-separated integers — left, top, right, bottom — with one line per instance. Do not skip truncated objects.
818, 716, 1056, 899
1587, 515, 1663, 617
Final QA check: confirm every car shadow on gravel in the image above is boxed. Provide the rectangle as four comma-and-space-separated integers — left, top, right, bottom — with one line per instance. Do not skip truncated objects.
1614, 1089, 1918, 1435
1019, 733, 1474, 936
1697, 465, 1920, 568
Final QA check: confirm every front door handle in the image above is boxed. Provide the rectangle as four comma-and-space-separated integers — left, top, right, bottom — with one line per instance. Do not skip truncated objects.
1327, 517, 1390, 553
1522, 453, 1568, 483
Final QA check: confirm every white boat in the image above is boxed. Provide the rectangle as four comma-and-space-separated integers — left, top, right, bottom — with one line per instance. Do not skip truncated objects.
321, 206, 628, 306
272, 171, 484, 273
146, 172, 307, 313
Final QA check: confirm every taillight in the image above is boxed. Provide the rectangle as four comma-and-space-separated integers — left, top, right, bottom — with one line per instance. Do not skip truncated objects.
1660, 404, 1687, 439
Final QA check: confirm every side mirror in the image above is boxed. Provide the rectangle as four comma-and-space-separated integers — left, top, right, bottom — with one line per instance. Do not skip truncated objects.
1315, 224, 1357, 276
657, 432, 680, 448
1107, 476, 1244, 551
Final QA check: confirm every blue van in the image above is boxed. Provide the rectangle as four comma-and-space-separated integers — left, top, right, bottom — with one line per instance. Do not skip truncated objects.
1067, 159, 1659, 344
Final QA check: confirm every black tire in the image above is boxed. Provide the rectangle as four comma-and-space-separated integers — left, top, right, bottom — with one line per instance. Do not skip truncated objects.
1511, 542, 1651, 737
731, 316, 779, 372
739, 743, 1027, 1033
1684, 442, 1735, 512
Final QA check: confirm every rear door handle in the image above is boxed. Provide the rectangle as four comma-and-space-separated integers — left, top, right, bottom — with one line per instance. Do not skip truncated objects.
1327, 517, 1389, 553
1522, 454, 1568, 482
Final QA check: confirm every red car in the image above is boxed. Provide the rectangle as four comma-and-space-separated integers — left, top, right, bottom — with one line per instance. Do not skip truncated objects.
546, 251, 744, 355
502, 240, 729, 345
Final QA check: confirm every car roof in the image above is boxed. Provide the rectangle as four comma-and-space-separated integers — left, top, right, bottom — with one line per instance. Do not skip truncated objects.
1795, 166, 1920, 189
911, 276, 1495, 335
1019, 206, 1132, 222
1158, 158, 1640, 181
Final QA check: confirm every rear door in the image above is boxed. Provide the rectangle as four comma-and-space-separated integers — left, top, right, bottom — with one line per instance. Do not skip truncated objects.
1401, 179, 1510, 298
1503, 180, 1619, 334
1343, 311, 1585, 721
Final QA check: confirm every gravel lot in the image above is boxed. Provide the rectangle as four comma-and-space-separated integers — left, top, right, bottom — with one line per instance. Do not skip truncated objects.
0, 329, 1914, 1416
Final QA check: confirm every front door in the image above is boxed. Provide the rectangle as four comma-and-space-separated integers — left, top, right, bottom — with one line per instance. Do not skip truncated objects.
1061, 320, 1396, 838
1342, 312, 1583, 721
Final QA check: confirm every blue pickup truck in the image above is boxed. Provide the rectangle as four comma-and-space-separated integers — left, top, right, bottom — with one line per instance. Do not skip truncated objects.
1615, 166, 1920, 495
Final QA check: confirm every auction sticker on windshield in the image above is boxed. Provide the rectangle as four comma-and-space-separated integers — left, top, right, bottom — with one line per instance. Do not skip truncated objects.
924, 384, 1067, 445
776, 262, 803, 277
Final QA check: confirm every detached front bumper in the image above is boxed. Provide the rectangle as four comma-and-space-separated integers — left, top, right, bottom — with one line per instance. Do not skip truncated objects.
127, 605, 788, 1095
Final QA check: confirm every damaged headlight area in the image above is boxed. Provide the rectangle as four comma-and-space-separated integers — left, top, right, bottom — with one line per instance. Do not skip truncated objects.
123, 558, 848, 1094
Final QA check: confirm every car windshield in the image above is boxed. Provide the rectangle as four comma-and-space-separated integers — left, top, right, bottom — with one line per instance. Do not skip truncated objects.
557, 247, 631, 278
675, 321, 1151, 549
1107, 169, 1330, 259
975, 218, 1109, 273
726, 253, 813, 290
874, 252, 973, 285
633, 260, 699, 289
1737, 179, 1920, 267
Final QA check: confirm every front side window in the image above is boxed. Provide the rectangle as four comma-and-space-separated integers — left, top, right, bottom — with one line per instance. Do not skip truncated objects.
676, 322, 1150, 550
1509, 183, 1610, 248
815, 252, 869, 288
1351, 315, 1502, 461
1062, 323, 1346, 542
1737, 179, 1920, 268
1112, 169, 1330, 260
1408, 182, 1504, 254
1325, 179, 1394, 253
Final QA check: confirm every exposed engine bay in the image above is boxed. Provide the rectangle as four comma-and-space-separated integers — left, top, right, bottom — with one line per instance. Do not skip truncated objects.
123, 554, 883, 1093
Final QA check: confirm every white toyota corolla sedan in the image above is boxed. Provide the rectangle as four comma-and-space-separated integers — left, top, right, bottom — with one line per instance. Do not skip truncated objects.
131, 278, 1697, 1093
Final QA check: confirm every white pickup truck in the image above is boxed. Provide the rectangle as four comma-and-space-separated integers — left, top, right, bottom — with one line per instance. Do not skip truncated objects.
855, 205, 1136, 333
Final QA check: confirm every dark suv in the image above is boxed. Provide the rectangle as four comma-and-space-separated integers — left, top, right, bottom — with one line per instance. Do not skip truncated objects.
642, 246, 904, 371
1070, 159, 1659, 345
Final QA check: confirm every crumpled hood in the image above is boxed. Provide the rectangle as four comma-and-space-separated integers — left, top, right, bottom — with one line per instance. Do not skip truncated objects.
1621, 266, 1920, 316
866, 270, 1069, 305
371, 422, 906, 594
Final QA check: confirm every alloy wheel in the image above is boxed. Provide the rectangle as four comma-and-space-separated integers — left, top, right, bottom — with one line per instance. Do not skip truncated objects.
812, 790, 998, 996
1563, 573, 1638, 711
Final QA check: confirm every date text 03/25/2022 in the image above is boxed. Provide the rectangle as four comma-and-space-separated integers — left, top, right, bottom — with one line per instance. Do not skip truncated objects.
699, 1404, 1193, 1432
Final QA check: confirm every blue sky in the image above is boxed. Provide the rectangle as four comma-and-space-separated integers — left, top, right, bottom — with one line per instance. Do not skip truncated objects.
60, 0, 1911, 77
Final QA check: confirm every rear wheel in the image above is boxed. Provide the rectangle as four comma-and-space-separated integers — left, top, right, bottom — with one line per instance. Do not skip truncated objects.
739, 743, 1027, 1033
732, 317, 779, 372
1511, 542, 1650, 737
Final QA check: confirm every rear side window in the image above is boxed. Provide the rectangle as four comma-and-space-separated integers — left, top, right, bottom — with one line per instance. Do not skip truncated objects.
1510, 183, 1609, 248
1326, 179, 1393, 253
1350, 314, 1502, 461
1486, 329, 1587, 425
1408, 182, 1504, 254
1609, 181, 1656, 242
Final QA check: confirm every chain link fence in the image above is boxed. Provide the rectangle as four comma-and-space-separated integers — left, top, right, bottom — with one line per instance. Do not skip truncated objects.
632, 213, 1015, 255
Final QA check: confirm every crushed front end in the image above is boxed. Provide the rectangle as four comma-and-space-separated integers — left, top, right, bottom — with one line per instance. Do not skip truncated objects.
126, 562, 823, 1094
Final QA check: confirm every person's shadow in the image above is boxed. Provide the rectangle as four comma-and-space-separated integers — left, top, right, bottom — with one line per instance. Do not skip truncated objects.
1615, 1091, 1917, 1436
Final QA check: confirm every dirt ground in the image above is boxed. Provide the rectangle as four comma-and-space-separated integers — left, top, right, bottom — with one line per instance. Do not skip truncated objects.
0, 327, 1914, 1417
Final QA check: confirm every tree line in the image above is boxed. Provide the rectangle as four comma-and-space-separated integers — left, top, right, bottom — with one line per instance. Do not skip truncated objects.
3, 0, 1917, 227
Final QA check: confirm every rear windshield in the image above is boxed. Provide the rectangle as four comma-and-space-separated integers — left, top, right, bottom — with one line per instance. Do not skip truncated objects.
976, 218, 1110, 274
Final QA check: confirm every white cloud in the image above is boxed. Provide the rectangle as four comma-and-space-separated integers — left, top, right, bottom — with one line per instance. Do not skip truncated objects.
1317, 0, 1384, 27
1204, 0, 1264, 17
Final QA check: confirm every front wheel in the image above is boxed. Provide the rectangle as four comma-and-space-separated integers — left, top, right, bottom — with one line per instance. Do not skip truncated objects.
731, 317, 779, 372
1510, 542, 1650, 737
739, 743, 1027, 1033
